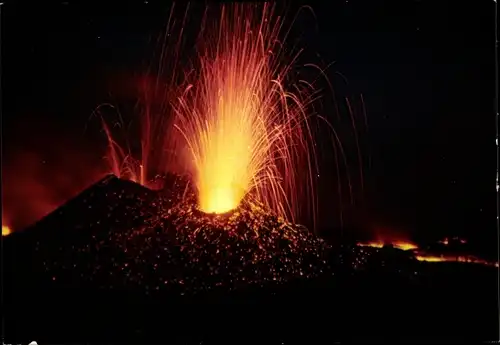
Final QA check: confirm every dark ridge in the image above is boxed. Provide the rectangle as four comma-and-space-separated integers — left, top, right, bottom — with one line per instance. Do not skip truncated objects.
14, 174, 155, 237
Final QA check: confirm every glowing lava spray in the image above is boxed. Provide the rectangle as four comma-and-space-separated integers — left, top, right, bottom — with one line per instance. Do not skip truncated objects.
101, 3, 334, 225
172, 3, 320, 220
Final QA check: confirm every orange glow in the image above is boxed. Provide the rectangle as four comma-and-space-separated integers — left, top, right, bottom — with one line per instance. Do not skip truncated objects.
2, 225, 11, 236
392, 241, 418, 251
414, 255, 445, 262
358, 240, 417, 251
415, 254, 499, 267
358, 241, 498, 268
358, 241, 384, 248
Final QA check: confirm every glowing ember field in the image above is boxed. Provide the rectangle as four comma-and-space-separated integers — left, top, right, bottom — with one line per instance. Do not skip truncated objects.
20, 175, 330, 293
11, 173, 495, 300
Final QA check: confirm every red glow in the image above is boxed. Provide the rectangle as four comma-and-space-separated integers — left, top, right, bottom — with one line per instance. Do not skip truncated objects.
2, 149, 106, 232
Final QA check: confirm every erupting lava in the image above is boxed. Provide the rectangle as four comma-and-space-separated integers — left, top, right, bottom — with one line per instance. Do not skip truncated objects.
173, 4, 318, 217
102, 3, 323, 223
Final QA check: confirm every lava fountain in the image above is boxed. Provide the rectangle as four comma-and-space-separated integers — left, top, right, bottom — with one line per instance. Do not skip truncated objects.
100, 3, 341, 227
95, 3, 193, 189
172, 3, 321, 220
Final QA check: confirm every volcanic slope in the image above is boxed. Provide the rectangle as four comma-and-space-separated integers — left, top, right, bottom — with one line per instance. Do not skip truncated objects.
4, 174, 331, 295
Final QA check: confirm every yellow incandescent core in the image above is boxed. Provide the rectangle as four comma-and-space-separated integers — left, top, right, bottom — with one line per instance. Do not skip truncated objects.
196, 114, 253, 214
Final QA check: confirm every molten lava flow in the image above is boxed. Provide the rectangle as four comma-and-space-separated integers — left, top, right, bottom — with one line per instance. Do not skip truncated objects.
2, 225, 11, 236
358, 240, 418, 251
392, 241, 418, 251
414, 254, 499, 267
358, 241, 383, 248
173, 3, 319, 218
358, 241, 499, 268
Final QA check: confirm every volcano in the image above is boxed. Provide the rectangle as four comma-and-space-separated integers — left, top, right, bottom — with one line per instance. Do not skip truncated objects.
3, 175, 498, 343
3, 174, 335, 342
4, 173, 331, 293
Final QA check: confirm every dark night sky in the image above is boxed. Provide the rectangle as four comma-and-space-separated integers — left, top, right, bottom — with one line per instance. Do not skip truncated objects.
1, 1, 497, 254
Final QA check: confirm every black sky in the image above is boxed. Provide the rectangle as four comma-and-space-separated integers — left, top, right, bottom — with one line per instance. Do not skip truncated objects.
1, 1, 496, 254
